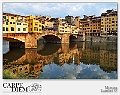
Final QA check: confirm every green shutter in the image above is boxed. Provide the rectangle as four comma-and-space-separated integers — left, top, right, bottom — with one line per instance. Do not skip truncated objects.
6, 22, 8, 25
3, 27, 5, 31
18, 28, 20, 31
3, 16, 6, 19
23, 28, 26, 31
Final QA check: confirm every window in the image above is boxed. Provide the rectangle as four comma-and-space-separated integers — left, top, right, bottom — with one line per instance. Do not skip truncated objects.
10, 22, 12, 24
13, 22, 15, 24
116, 24, 117, 26
18, 28, 20, 31
11, 27, 14, 31
31, 23, 32, 25
112, 28, 114, 30
6, 27, 8, 31
23, 24, 27, 25
6, 22, 8, 25
11, 17, 14, 19
112, 21, 114, 23
116, 21, 117, 23
101, 28, 103, 30
31, 28, 32, 31
3, 27, 5, 31
39, 25, 41, 27
19, 68, 22, 71
23, 28, 26, 31
3, 16, 6, 19
39, 29, 41, 31
112, 18, 114, 20
17, 23, 21, 25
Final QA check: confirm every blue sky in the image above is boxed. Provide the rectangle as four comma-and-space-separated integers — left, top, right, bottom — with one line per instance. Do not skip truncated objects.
2, 2, 117, 18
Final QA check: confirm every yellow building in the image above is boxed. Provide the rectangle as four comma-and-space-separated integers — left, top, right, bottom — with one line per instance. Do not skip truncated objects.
90, 16, 101, 36
44, 20, 54, 30
3, 13, 28, 33
79, 22, 83, 35
3, 13, 17, 33
3, 14, 9, 33
58, 22, 70, 33
58, 21, 79, 34
74, 16, 80, 28
80, 15, 101, 36
71, 25, 79, 34
16, 16, 28, 33
80, 17, 91, 36
26, 15, 42, 33
101, 9, 117, 36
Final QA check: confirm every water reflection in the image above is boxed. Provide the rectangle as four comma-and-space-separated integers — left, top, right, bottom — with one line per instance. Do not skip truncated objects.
3, 41, 117, 79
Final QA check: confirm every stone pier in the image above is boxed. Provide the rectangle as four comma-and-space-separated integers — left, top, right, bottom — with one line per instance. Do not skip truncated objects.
25, 33, 37, 48
25, 48, 38, 63
61, 34, 70, 43
61, 43, 69, 53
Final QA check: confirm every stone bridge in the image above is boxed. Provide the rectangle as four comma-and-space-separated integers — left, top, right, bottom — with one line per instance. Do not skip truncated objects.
3, 30, 78, 48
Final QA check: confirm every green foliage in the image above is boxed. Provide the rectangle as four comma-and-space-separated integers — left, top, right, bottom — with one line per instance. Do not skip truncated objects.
3, 70, 28, 79
3, 70, 18, 79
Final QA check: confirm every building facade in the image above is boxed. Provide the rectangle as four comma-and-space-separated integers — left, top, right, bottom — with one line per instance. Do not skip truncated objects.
101, 9, 117, 36
26, 15, 42, 33
3, 9, 117, 37
3, 13, 28, 33
65, 15, 74, 25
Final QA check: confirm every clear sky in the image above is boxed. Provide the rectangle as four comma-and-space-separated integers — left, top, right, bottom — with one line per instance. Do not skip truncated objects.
2, 2, 117, 18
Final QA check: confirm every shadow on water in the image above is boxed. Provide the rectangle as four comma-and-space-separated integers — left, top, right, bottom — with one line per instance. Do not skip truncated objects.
37, 43, 61, 56
3, 48, 25, 65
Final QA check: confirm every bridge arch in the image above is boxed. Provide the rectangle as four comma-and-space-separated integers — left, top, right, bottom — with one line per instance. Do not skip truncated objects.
70, 35, 77, 42
3, 37, 24, 43
3, 33, 26, 42
37, 32, 62, 43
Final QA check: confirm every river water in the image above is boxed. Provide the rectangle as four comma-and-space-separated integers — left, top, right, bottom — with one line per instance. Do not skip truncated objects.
3, 40, 117, 79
